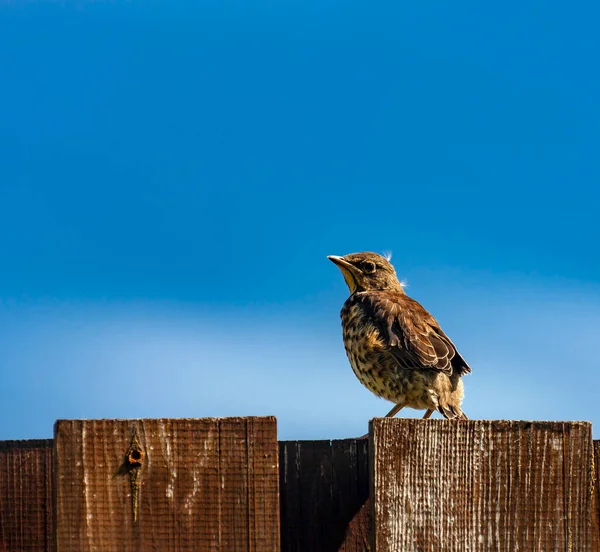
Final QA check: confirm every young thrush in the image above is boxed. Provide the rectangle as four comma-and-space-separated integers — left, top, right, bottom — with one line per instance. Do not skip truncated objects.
328, 252, 471, 419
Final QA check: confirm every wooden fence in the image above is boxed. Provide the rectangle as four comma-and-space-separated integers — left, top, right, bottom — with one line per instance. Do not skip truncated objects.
0, 417, 598, 551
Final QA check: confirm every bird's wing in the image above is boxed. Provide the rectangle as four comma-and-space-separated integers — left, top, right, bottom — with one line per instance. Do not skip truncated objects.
356, 292, 472, 376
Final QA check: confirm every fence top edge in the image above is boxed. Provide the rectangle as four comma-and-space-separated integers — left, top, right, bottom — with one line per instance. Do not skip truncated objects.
53, 415, 277, 424
0, 438, 53, 450
369, 418, 592, 430
279, 438, 368, 446
52, 416, 279, 437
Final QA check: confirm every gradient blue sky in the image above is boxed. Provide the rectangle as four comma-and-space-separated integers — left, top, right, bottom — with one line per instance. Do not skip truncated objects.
1, 1, 599, 440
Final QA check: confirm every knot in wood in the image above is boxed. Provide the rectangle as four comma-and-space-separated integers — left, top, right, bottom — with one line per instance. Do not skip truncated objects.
127, 448, 144, 467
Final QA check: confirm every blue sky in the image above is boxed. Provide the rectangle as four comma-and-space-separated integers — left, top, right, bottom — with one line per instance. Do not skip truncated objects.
1, 0, 599, 440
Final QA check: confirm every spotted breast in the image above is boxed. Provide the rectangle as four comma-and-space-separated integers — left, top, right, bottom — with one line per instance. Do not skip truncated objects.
340, 291, 467, 418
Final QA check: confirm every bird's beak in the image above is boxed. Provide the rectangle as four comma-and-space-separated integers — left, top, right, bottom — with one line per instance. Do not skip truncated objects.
327, 255, 362, 293
327, 255, 360, 274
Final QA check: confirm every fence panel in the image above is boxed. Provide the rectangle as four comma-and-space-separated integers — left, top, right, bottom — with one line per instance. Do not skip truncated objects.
54, 417, 279, 552
371, 419, 595, 552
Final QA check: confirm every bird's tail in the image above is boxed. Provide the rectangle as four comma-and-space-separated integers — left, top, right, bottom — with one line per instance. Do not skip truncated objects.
437, 404, 468, 420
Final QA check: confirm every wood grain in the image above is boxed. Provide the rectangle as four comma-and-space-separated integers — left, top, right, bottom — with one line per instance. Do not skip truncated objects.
593, 441, 600, 552
54, 417, 279, 552
0, 439, 53, 552
279, 439, 370, 552
371, 419, 595, 552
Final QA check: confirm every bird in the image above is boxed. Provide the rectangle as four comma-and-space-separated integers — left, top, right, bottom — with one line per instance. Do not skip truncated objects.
328, 252, 471, 420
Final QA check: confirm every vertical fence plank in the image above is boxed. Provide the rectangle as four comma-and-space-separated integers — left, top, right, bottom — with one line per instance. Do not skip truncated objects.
54, 417, 279, 552
0, 439, 53, 552
593, 441, 600, 552
279, 439, 370, 552
337, 439, 372, 552
371, 419, 595, 552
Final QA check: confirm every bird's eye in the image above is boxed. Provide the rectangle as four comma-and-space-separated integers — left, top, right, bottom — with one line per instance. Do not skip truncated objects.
362, 261, 376, 274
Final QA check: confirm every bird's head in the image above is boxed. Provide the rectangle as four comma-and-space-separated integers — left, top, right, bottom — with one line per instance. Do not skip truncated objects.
327, 252, 405, 294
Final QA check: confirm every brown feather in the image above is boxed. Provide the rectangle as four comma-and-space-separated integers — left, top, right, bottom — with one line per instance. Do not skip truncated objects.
353, 291, 471, 376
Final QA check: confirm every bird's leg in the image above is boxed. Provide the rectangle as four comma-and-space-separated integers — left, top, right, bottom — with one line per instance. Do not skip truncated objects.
385, 404, 404, 418
422, 409, 434, 419
354, 404, 406, 439
356, 404, 406, 439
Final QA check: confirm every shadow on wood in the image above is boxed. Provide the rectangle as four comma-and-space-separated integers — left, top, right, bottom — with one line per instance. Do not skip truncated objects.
279, 439, 370, 552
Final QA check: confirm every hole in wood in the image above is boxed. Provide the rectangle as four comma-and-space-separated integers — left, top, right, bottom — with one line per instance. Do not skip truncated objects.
127, 449, 144, 466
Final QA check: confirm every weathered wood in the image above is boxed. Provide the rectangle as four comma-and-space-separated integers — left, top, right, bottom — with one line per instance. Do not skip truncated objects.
593, 441, 600, 552
340, 498, 372, 552
54, 417, 279, 552
0, 439, 53, 552
371, 419, 595, 552
279, 439, 370, 552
